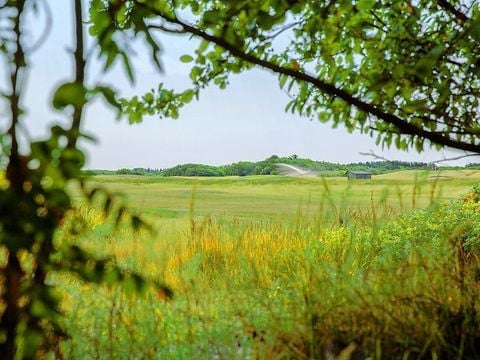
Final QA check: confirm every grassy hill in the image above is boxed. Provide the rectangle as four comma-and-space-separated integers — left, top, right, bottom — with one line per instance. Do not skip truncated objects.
84, 155, 447, 177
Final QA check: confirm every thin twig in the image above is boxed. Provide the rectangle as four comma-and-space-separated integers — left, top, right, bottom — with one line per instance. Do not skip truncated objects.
264, 21, 301, 40
359, 150, 480, 164
437, 0, 469, 23
27, 0, 53, 53
148, 23, 185, 34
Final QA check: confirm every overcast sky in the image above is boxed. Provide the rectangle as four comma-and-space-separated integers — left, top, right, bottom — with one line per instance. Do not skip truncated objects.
1, 1, 477, 169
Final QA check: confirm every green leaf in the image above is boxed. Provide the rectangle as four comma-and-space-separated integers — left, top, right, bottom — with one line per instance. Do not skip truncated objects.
180, 89, 195, 103
171, 108, 179, 119
93, 86, 121, 113
180, 55, 194, 63
120, 52, 135, 83
318, 112, 330, 123
357, 0, 375, 11
279, 74, 288, 89
52, 83, 88, 110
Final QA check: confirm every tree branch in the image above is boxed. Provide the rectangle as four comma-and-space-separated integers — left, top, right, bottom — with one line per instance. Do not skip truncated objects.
26, 0, 52, 53
437, 0, 469, 23
6, 0, 26, 166
359, 150, 480, 164
264, 21, 301, 40
68, 0, 86, 148
147, 23, 186, 34
2, 2, 27, 357
137, 2, 480, 154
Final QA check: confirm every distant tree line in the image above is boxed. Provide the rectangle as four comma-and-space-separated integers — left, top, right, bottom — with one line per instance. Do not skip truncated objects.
341, 161, 431, 174
82, 168, 163, 176
161, 164, 224, 177
79, 155, 477, 177
116, 167, 163, 175
466, 163, 480, 169
156, 157, 435, 177
157, 159, 279, 177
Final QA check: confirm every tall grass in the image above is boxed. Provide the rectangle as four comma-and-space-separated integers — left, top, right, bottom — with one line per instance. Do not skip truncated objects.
54, 181, 480, 359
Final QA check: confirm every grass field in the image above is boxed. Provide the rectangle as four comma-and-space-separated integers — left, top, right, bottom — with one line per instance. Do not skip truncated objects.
58, 170, 480, 359
73, 169, 480, 220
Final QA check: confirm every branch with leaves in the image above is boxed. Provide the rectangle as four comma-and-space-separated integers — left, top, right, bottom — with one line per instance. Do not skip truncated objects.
107, 0, 480, 154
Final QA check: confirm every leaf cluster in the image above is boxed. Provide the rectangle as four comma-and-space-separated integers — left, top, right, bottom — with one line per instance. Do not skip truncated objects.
111, 0, 480, 153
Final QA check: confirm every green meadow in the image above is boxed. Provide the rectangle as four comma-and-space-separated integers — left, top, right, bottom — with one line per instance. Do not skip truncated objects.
58, 170, 480, 359
73, 169, 480, 220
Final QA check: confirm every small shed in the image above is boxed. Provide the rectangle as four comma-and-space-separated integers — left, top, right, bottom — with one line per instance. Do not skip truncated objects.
347, 171, 372, 180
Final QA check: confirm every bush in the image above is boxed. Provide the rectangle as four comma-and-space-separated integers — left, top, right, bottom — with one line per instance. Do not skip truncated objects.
300, 188, 480, 358
116, 168, 145, 175
161, 164, 225, 177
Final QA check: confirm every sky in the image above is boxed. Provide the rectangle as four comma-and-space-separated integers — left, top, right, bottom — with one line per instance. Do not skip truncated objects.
1, 1, 477, 169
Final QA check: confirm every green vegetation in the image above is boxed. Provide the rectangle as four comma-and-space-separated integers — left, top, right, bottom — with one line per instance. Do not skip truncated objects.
466, 163, 480, 169
76, 170, 480, 219
125, 1, 480, 153
116, 168, 163, 176
0, 1, 169, 356
57, 172, 480, 358
86, 156, 440, 177
161, 164, 225, 177
3, 0, 480, 358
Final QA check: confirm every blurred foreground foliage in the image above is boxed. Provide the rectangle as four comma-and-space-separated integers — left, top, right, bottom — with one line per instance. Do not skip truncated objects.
0, 1, 170, 357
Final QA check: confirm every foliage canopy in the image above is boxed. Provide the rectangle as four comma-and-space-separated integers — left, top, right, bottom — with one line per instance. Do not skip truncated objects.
106, 0, 480, 153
